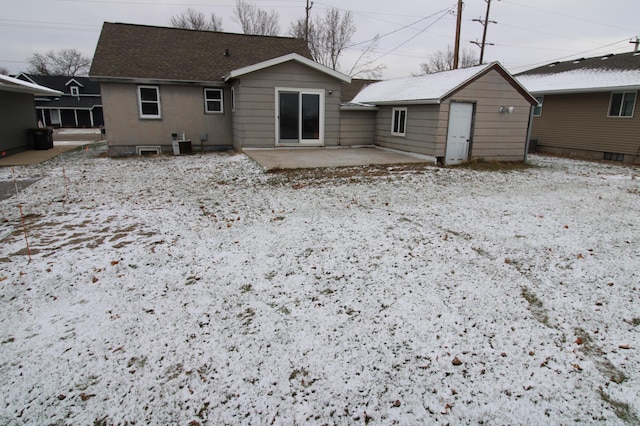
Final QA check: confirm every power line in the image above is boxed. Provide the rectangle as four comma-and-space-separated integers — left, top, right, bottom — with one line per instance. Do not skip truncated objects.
346, 5, 456, 49
508, 38, 630, 72
501, 0, 638, 33
366, 8, 454, 64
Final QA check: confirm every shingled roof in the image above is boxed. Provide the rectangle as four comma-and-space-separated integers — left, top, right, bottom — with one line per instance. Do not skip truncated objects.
90, 22, 313, 83
515, 51, 640, 94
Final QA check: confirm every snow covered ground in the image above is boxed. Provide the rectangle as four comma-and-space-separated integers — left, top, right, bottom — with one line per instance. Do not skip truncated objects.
1, 145, 639, 425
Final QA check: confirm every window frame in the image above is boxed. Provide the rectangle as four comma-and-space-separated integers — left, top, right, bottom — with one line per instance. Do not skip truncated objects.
70, 86, 79, 97
137, 85, 161, 119
608, 91, 636, 118
391, 107, 407, 137
533, 96, 543, 117
204, 88, 224, 114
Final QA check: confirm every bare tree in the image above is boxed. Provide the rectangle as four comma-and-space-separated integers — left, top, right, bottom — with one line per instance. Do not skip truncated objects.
233, 0, 280, 36
0, 66, 9, 75
419, 46, 477, 74
289, 8, 385, 78
27, 49, 92, 76
170, 8, 223, 31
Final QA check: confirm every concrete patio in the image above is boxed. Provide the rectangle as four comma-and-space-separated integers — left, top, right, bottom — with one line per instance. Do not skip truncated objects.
243, 146, 435, 170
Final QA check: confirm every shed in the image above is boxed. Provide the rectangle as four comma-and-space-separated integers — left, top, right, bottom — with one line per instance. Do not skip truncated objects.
0, 74, 62, 157
351, 62, 537, 165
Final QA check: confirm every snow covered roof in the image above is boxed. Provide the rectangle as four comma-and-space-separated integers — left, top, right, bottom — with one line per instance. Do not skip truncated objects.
0, 74, 62, 96
515, 51, 640, 95
516, 68, 640, 95
351, 62, 535, 105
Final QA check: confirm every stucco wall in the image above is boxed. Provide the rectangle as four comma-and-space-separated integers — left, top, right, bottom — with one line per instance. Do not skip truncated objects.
101, 82, 233, 155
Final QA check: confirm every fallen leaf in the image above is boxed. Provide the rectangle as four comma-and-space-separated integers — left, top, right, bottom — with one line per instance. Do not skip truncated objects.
619, 344, 632, 350
452, 356, 462, 366
92, 277, 99, 283
0, 276, 7, 282
111, 260, 119, 266
575, 337, 583, 345
572, 363, 583, 371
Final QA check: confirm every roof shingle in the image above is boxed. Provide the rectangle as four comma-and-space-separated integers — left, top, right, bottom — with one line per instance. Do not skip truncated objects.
90, 22, 312, 82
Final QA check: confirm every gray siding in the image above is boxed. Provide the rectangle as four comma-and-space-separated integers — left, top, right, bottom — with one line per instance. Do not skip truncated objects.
443, 69, 532, 161
374, 104, 440, 156
531, 92, 640, 163
339, 109, 376, 146
233, 61, 343, 148
0, 91, 38, 155
101, 82, 233, 155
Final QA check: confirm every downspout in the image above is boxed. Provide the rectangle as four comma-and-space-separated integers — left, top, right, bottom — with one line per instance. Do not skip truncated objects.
523, 104, 534, 163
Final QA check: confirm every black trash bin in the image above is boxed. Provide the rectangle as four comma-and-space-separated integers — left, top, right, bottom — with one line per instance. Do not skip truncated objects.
29, 128, 54, 150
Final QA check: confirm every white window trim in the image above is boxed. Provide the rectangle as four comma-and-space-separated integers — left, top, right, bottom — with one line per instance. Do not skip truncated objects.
137, 85, 161, 119
70, 86, 79, 97
608, 91, 636, 118
391, 107, 407, 137
533, 96, 543, 117
204, 88, 224, 114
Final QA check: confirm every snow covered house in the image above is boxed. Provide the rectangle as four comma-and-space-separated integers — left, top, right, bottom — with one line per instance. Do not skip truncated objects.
90, 23, 350, 156
516, 52, 640, 163
15, 74, 104, 128
349, 62, 537, 165
0, 74, 62, 156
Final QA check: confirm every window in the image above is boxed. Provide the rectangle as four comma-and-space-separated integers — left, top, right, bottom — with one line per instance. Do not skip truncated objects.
608, 92, 636, 117
604, 152, 624, 162
533, 96, 543, 116
70, 86, 79, 97
204, 88, 223, 113
138, 86, 161, 119
391, 107, 407, 136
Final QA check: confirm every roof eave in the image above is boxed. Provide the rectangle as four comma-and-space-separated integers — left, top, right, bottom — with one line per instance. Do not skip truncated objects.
90, 75, 226, 86
361, 99, 441, 106
224, 53, 351, 83
528, 85, 640, 95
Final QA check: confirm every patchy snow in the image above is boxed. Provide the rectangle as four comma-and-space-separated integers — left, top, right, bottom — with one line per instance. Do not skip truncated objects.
351, 63, 495, 104
1, 147, 639, 425
55, 128, 102, 135
517, 68, 640, 94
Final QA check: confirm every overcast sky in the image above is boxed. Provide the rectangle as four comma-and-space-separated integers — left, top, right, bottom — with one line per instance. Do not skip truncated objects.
2, 0, 639, 78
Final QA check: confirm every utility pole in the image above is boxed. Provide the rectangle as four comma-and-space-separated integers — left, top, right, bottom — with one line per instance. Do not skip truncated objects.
471, 0, 497, 65
453, 0, 463, 69
305, 0, 313, 43
630, 36, 640, 52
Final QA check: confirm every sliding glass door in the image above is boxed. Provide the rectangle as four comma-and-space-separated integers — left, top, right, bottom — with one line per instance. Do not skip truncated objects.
276, 88, 324, 146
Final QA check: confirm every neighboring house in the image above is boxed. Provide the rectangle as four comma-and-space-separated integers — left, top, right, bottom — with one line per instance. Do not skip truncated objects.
15, 74, 104, 128
0, 74, 62, 156
348, 62, 537, 165
516, 52, 640, 164
90, 23, 350, 156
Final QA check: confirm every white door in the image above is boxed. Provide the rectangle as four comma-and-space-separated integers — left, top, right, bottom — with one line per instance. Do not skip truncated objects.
445, 102, 474, 165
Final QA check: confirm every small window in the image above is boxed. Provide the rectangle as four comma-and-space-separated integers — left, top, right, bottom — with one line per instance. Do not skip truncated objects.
70, 86, 79, 97
391, 107, 407, 136
533, 96, 543, 117
204, 88, 224, 113
608, 92, 636, 117
138, 86, 161, 119
603, 152, 624, 162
